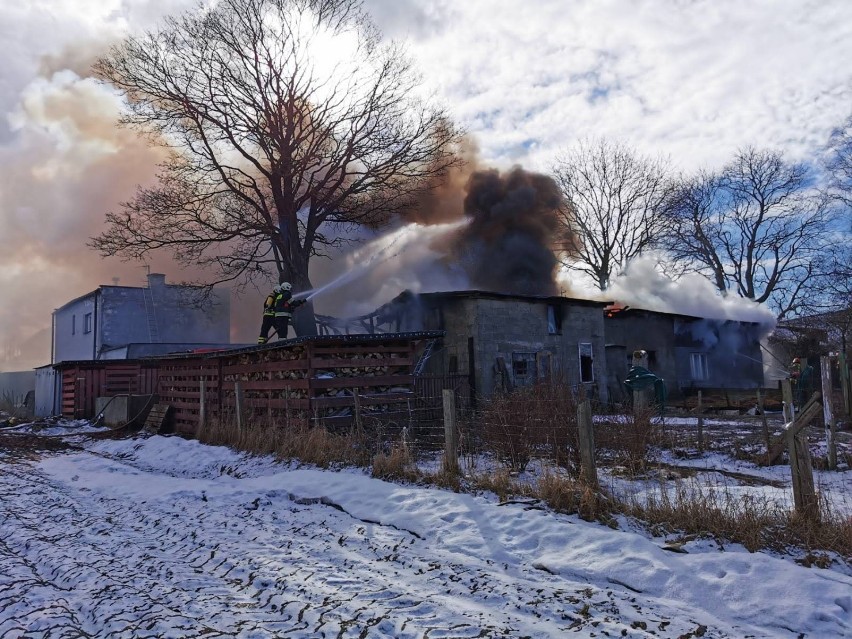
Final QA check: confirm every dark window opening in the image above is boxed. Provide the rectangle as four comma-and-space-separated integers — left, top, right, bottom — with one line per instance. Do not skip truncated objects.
579, 342, 594, 383
431, 307, 444, 331
84, 313, 93, 334
71, 315, 76, 336
547, 304, 563, 334
448, 355, 458, 374
512, 352, 536, 386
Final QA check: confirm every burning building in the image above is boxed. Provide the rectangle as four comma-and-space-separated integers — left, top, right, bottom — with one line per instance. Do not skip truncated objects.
603, 306, 766, 401
341, 289, 610, 402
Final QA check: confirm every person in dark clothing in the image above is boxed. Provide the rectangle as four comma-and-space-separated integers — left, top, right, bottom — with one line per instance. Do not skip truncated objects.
274, 282, 306, 339
257, 284, 280, 344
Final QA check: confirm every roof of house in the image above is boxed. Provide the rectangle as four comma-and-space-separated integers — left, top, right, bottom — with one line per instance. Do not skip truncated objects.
54, 282, 216, 314
54, 284, 149, 313
417, 290, 612, 307
603, 304, 764, 325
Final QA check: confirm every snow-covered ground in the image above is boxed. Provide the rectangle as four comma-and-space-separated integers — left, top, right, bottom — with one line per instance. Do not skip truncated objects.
1, 428, 850, 638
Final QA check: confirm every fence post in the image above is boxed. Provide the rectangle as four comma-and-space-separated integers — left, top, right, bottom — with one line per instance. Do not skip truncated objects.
840, 352, 851, 416
442, 389, 459, 474
696, 390, 704, 453
353, 387, 363, 434
820, 356, 837, 471
284, 387, 290, 428
788, 432, 818, 521
234, 380, 244, 434
785, 393, 822, 521
757, 388, 771, 460
197, 378, 207, 438
576, 398, 597, 487
781, 378, 795, 423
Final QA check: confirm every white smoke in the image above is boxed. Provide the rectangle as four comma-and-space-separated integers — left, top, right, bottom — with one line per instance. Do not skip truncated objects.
308, 221, 470, 318
568, 253, 778, 332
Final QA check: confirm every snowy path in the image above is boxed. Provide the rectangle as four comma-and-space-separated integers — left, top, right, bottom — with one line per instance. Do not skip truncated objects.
0, 436, 849, 638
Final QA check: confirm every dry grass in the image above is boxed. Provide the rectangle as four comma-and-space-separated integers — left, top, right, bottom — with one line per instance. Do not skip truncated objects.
372, 440, 419, 482
198, 416, 370, 468
537, 471, 614, 523
465, 467, 615, 523
595, 406, 657, 472
479, 383, 580, 472
195, 405, 851, 561
469, 469, 515, 503
428, 466, 463, 492
621, 478, 852, 559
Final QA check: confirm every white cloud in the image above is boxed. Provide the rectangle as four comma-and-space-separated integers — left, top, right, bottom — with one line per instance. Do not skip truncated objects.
390, 0, 852, 171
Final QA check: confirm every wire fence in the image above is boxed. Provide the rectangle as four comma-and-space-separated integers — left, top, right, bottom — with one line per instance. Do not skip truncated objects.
199, 370, 841, 483
249, 378, 663, 478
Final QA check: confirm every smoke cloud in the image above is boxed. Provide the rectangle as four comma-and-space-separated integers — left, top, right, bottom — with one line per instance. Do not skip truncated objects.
309, 157, 578, 318
583, 254, 778, 332
450, 166, 567, 296
0, 1, 209, 371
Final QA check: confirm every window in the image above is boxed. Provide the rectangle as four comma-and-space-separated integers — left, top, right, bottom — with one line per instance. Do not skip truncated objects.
579, 343, 594, 383
71, 315, 76, 335
448, 355, 458, 374
512, 352, 536, 386
536, 350, 555, 380
547, 305, 562, 334
84, 313, 93, 334
690, 353, 709, 380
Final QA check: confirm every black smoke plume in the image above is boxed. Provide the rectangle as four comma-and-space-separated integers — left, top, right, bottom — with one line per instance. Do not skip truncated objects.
447, 167, 570, 296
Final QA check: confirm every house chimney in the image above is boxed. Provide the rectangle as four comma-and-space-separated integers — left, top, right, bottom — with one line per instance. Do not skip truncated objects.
147, 273, 166, 288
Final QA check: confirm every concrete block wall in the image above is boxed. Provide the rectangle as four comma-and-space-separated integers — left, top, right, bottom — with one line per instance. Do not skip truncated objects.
604, 313, 679, 398
443, 297, 607, 401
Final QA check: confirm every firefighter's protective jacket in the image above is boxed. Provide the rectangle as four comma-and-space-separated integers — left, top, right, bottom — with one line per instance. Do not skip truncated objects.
273, 294, 306, 318
262, 292, 276, 317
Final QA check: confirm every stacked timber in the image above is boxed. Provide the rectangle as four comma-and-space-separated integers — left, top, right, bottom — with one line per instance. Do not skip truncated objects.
307, 344, 415, 421
155, 358, 220, 434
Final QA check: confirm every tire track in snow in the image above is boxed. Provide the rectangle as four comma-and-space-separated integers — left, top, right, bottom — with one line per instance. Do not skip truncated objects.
1, 446, 721, 638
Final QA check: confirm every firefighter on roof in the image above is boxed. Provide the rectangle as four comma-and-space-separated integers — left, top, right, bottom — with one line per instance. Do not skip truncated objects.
257, 284, 280, 344
273, 282, 306, 340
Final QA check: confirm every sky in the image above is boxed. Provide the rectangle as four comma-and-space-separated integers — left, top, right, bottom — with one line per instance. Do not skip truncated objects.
1, 0, 851, 369
1, 430, 850, 636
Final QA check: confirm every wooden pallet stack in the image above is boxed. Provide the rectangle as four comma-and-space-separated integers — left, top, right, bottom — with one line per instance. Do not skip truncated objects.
156, 358, 220, 435
218, 339, 417, 429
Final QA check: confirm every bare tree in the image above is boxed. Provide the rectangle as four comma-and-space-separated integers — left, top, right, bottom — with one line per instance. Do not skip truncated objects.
552, 139, 673, 290
812, 245, 852, 354
90, 0, 461, 334
664, 147, 833, 320
825, 114, 852, 207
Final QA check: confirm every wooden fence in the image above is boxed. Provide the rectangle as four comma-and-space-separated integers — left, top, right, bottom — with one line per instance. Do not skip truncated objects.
55, 332, 441, 434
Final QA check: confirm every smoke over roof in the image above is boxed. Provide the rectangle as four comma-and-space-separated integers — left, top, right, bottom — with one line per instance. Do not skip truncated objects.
450, 167, 566, 296
583, 254, 778, 333
306, 132, 579, 318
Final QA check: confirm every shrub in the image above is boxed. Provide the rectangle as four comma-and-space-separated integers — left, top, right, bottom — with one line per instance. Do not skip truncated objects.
479, 382, 580, 472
